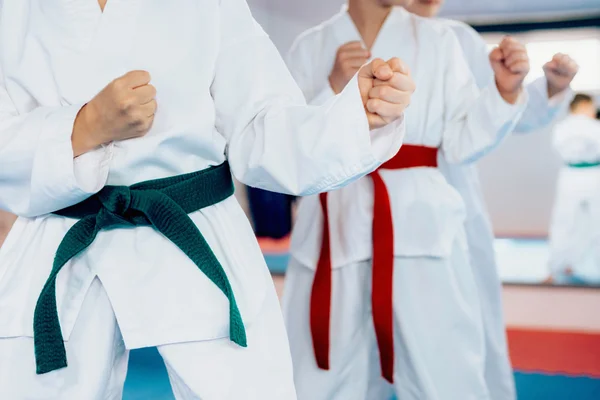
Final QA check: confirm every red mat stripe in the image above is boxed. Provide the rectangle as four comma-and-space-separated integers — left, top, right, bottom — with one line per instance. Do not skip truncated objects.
507, 328, 600, 377
258, 237, 290, 253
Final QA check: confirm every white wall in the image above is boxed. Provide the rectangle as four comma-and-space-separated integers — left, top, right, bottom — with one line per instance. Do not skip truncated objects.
477, 128, 561, 237
248, 0, 345, 52
245, 0, 599, 237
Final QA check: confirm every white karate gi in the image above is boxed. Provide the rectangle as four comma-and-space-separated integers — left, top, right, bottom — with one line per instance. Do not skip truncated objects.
282, 7, 527, 400
549, 114, 600, 285
432, 19, 572, 400
0, 1, 405, 398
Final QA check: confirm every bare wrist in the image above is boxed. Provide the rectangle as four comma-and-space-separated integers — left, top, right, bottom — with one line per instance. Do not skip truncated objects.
497, 83, 521, 105
328, 75, 342, 95
547, 82, 563, 99
71, 104, 103, 157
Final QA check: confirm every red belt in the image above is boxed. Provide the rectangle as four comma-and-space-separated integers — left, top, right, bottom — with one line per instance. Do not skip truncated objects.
310, 145, 438, 383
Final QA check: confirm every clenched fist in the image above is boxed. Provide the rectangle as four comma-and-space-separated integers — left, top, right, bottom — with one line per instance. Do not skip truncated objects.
358, 58, 415, 130
72, 70, 157, 156
544, 53, 579, 98
329, 41, 371, 94
489, 36, 530, 104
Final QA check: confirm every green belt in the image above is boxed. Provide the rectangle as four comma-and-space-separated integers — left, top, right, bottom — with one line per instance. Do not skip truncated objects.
569, 162, 600, 168
34, 162, 246, 375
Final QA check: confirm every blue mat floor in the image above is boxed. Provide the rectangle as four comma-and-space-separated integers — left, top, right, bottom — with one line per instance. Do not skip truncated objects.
123, 348, 600, 400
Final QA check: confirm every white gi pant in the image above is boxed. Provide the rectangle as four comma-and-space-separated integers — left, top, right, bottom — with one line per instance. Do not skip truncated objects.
0, 278, 296, 400
439, 160, 516, 400
283, 235, 489, 400
462, 214, 515, 400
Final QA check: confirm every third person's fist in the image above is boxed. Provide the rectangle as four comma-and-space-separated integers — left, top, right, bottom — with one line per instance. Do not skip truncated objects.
489, 36, 530, 104
329, 41, 371, 94
543, 53, 579, 98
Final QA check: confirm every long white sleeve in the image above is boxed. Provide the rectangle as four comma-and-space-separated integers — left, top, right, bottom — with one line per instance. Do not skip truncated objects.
441, 30, 527, 164
516, 77, 572, 134
213, 0, 404, 196
0, 69, 111, 217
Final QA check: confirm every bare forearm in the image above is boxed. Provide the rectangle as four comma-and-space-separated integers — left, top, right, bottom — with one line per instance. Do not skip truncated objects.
71, 104, 103, 157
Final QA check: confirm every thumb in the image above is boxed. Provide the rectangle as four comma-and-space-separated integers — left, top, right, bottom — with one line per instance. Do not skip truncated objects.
489, 47, 503, 63
544, 60, 558, 72
387, 57, 410, 75
360, 58, 392, 81
122, 70, 152, 89
552, 53, 565, 63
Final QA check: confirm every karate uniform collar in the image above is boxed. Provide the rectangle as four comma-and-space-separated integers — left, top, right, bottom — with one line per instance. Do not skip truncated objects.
336, 5, 412, 53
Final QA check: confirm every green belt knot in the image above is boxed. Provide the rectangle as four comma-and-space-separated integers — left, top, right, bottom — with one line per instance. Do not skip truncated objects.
96, 186, 134, 227
34, 162, 247, 375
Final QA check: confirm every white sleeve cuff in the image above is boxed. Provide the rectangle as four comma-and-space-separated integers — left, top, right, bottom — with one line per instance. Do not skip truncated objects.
73, 143, 114, 193
512, 78, 572, 134
310, 75, 405, 193
530, 77, 573, 108
369, 115, 405, 163
30, 104, 111, 214
489, 82, 529, 120
339, 74, 405, 165
310, 83, 337, 106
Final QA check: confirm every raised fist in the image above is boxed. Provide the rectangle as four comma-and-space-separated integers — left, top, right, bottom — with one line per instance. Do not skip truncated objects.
489, 36, 530, 104
72, 70, 157, 156
543, 53, 579, 98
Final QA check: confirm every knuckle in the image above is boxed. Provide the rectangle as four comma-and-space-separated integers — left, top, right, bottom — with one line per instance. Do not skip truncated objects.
131, 119, 146, 133
119, 97, 135, 113
128, 113, 143, 125
369, 98, 381, 111
132, 70, 150, 82
112, 78, 126, 91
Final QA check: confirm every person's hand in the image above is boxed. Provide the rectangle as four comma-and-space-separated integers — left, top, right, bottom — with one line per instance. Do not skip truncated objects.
72, 70, 157, 156
543, 53, 579, 98
329, 41, 371, 94
489, 36, 530, 104
358, 58, 415, 130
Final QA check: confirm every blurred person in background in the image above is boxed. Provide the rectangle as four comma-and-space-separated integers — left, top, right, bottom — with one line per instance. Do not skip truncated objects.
548, 94, 600, 286
282, 0, 534, 399
405, 1, 579, 399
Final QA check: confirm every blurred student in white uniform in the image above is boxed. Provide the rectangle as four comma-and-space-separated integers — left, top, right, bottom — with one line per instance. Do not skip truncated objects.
0, 0, 415, 398
282, 1, 532, 399
404, 2, 579, 399
548, 94, 600, 285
